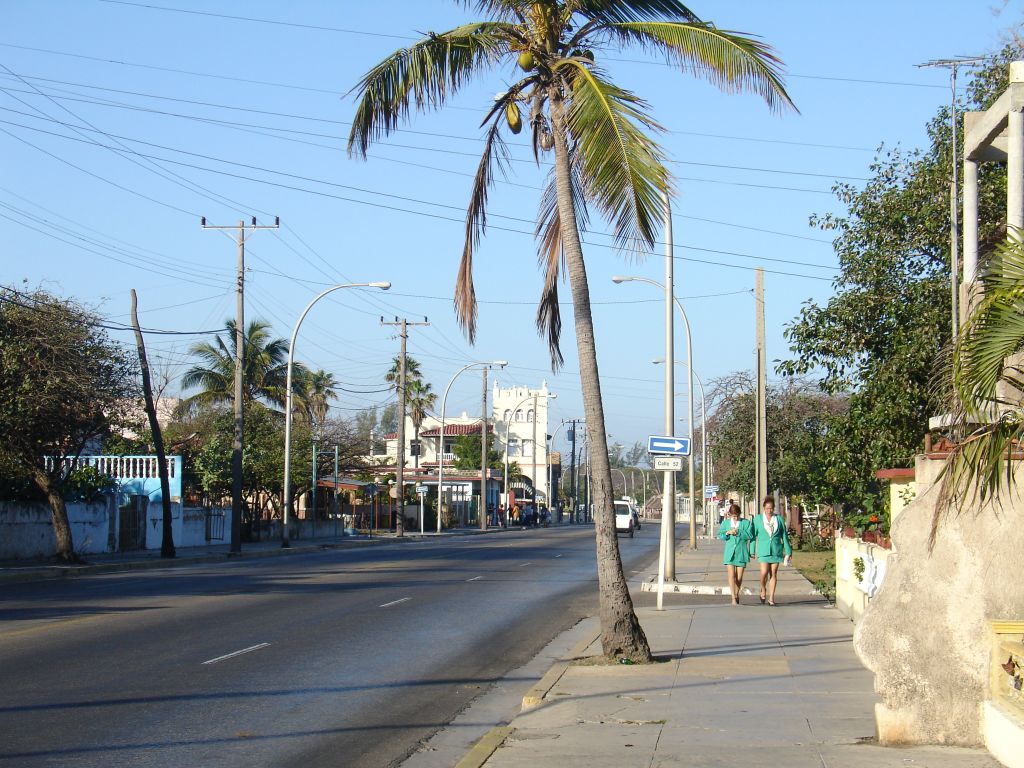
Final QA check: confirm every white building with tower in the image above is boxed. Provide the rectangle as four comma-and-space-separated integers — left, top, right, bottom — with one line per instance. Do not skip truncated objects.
380, 380, 558, 505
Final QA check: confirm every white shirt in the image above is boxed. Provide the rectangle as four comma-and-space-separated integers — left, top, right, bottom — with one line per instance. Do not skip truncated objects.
763, 514, 778, 536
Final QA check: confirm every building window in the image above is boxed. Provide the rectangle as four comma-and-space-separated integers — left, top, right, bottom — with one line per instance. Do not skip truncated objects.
503, 409, 511, 422
507, 437, 520, 456
515, 409, 524, 423
523, 439, 533, 457
527, 409, 535, 423
410, 440, 421, 457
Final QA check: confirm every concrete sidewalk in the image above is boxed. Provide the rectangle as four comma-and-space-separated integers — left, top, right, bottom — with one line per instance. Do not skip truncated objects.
472, 541, 999, 768
0, 524, 519, 585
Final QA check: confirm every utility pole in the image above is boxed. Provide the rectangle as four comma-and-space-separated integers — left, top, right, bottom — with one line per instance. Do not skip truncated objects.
480, 366, 489, 530
755, 268, 768, 508
566, 419, 581, 521
311, 442, 318, 538
202, 216, 278, 553
129, 289, 174, 559
917, 56, 983, 338
333, 445, 339, 537
380, 316, 429, 536
662, 191, 677, 578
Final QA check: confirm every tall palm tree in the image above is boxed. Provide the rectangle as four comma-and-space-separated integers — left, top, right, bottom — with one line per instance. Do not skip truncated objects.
407, 379, 438, 468
295, 368, 340, 426
937, 232, 1024, 516
182, 319, 300, 411
348, 0, 793, 660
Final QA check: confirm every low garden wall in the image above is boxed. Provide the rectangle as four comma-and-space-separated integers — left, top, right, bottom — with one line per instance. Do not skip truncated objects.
834, 532, 894, 624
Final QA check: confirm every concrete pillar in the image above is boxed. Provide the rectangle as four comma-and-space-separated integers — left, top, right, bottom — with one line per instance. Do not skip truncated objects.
963, 158, 979, 283
1008, 108, 1024, 238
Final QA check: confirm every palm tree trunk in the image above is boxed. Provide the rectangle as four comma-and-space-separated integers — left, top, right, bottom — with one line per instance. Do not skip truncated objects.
550, 100, 651, 662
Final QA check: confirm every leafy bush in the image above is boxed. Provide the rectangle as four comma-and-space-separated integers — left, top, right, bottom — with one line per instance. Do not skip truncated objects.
63, 465, 117, 502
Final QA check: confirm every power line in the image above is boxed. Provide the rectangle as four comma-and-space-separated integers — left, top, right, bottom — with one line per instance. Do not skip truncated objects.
0, 114, 839, 278
0, 75, 867, 182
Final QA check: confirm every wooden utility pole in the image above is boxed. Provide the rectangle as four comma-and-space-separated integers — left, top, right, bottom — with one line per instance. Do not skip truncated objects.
129, 289, 175, 559
755, 269, 768, 508
380, 316, 429, 536
201, 216, 278, 552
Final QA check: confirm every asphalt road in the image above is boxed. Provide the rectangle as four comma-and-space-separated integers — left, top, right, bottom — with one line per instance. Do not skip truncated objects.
0, 523, 665, 768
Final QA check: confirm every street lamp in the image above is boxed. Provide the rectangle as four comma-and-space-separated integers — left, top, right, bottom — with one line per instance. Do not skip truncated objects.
654, 358, 709, 534
612, 274, 698, 559
436, 360, 508, 533
502, 392, 556, 510
283, 281, 391, 547
611, 467, 627, 498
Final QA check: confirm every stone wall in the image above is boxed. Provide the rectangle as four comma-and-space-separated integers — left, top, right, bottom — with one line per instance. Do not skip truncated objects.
853, 453, 1024, 746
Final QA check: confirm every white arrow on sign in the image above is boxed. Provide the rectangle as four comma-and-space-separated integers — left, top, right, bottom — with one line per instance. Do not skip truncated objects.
647, 435, 691, 455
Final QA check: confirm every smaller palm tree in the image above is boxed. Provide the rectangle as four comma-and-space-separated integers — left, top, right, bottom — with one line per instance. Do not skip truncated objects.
384, 355, 422, 390
181, 319, 299, 411
407, 379, 438, 468
937, 231, 1024, 513
294, 368, 340, 426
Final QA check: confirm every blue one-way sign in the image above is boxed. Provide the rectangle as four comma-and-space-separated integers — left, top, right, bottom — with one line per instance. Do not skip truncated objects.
647, 435, 691, 456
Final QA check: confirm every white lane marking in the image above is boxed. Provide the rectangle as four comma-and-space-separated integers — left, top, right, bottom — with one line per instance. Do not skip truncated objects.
520, 562, 532, 567
554, 554, 562, 558
202, 643, 270, 666
466, 576, 482, 582
379, 597, 412, 608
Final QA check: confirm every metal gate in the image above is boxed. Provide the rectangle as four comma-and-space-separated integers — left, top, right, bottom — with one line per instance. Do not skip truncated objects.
205, 508, 226, 541
118, 496, 146, 551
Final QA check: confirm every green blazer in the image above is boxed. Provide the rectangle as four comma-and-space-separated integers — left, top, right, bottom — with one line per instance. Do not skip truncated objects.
718, 518, 753, 566
751, 514, 792, 563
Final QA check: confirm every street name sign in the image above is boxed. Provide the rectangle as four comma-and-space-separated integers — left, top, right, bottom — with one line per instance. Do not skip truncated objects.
653, 455, 683, 472
415, 485, 428, 495
647, 435, 691, 456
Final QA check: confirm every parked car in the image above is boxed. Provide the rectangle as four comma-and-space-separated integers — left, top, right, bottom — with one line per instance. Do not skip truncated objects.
614, 500, 634, 538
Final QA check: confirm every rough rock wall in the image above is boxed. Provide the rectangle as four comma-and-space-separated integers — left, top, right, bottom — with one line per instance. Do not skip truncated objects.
854, 454, 1024, 745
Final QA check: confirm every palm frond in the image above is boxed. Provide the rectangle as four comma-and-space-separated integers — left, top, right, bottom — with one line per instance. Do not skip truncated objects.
935, 232, 1024, 518
347, 22, 517, 158
455, 106, 512, 342
559, 61, 668, 253
604, 21, 795, 114
576, 1, 700, 25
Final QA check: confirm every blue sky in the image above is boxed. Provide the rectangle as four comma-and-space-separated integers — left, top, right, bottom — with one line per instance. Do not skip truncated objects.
3, 1, 1019, 458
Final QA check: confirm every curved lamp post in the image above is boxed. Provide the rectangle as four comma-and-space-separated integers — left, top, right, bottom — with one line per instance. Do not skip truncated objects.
283, 281, 391, 547
436, 360, 507, 533
612, 274, 698, 555
654, 358, 708, 534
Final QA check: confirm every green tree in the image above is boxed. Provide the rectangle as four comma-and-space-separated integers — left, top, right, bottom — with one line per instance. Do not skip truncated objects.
0, 287, 137, 561
181, 319, 299, 411
780, 49, 1018, 510
451, 433, 506, 471
193, 403, 313, 530
348, 0, 792, 661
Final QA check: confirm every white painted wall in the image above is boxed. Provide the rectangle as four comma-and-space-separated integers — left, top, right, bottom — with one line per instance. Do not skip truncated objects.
0, 498, 117, 559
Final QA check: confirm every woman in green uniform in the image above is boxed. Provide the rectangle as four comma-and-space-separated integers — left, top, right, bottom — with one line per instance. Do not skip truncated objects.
717, 503, 752, 605
751, 496, 792, 606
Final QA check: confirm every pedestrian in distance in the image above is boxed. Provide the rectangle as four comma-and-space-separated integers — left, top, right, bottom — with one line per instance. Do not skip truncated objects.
751, 496, 792, 606
718, 503, 753, 605
511, 503, 521, 526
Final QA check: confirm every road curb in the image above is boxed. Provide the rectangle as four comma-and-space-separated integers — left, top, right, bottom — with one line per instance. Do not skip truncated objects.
453, 726, 514, 768
521, 626, 601, 711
